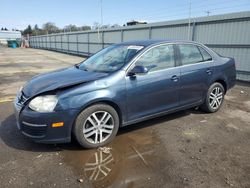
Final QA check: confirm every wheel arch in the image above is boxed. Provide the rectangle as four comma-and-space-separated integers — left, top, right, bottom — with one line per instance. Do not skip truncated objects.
214, 79, 227, 93
76, 98, 123, 127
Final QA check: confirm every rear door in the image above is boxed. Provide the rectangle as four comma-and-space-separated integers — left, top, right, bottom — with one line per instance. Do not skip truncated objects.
177, 44, 214, 106
126, 44, 181, 121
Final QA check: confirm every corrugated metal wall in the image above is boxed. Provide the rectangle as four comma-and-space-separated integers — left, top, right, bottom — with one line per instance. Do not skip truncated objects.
29, 11, 250, 81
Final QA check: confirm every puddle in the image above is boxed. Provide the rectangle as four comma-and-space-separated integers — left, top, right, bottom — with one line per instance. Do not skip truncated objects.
61, 127, 177, 187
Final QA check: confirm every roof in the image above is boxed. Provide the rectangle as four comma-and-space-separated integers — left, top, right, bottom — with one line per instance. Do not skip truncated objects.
116, 39, 201, 47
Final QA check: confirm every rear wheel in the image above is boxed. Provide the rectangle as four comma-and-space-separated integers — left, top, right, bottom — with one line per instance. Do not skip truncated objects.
201, 82, 225, 113
73, 104, 119, 148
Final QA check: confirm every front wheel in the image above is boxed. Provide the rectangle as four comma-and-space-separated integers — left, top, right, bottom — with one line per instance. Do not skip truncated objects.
201, 82, 225, 113
73, 104, 119, 148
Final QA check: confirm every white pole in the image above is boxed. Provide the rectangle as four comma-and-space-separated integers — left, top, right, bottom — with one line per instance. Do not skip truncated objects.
100, 0, 103, 26
188, 0, 191, 40
98, 0, 103, 42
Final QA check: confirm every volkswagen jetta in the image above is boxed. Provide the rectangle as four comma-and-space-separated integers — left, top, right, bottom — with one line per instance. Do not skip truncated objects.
14, 40, 236, 148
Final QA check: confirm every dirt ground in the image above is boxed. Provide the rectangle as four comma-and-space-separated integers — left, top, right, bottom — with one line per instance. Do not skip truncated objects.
0, 47, 249, 188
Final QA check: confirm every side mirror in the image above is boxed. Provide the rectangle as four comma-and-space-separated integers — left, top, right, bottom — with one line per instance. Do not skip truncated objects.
128, 65, 148, 77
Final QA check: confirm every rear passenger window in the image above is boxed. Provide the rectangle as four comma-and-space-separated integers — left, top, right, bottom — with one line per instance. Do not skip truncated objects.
179, 44, 203, 65
198, 47, 212, 61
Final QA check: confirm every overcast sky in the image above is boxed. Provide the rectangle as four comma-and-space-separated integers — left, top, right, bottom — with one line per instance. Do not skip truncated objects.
0, 0, 250, 30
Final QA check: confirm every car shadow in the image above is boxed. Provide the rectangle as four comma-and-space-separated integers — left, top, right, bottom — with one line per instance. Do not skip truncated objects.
0, 108, 204, 152
0, 114, 80, 152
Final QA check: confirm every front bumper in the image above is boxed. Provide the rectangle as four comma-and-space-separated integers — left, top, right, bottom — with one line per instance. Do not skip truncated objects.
14, 97, 80, 144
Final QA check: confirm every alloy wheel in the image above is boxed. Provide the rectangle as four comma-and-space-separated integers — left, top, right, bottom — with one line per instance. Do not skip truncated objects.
209, 86, 223, 110
83, 111, 114, 144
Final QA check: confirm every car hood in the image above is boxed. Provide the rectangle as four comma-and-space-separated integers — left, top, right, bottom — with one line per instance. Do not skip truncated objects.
22, 66, 108, 97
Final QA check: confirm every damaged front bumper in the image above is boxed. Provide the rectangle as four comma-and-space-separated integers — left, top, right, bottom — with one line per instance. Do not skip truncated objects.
14, 92, 80, 143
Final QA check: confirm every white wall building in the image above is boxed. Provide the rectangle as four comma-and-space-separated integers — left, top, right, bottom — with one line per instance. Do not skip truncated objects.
0, 30, 21, 44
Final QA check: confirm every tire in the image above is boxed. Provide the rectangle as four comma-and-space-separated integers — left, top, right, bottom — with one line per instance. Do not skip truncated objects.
201, 82, 225, 113
73, 103, 119, 148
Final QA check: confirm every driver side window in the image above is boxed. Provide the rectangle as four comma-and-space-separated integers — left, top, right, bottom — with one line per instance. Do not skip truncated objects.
134, 44, 175, 72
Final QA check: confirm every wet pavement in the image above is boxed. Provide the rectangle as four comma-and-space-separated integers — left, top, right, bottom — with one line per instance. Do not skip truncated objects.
0, 48, 250, 187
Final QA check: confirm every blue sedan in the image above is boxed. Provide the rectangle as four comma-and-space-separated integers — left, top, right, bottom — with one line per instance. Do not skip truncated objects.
14, 40, 236, 148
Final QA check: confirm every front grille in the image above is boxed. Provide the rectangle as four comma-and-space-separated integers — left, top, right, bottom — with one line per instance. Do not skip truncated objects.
20, 122, 47, 138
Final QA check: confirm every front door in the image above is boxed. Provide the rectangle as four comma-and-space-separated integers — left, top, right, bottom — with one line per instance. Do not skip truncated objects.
126, 44, 181, 121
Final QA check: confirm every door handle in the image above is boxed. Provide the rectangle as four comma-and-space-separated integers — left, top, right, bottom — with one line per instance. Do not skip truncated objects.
206, 69, 212, 75
171, 75, 179, 82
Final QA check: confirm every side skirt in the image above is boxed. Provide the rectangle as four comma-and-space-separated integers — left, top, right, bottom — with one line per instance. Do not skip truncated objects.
122, 101, 203, 127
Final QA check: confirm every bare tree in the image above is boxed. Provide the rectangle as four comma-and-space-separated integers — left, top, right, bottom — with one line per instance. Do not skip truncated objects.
92, 22, 101, 30
42, 22, 59, 34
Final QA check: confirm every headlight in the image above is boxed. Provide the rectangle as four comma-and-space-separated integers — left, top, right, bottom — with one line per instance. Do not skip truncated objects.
29, 95, 58, 112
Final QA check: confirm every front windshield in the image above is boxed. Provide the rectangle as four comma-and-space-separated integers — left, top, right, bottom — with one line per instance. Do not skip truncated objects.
79, 45, 144, 73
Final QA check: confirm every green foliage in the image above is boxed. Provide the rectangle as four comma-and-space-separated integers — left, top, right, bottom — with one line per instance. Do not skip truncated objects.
22, 25, 32, 35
